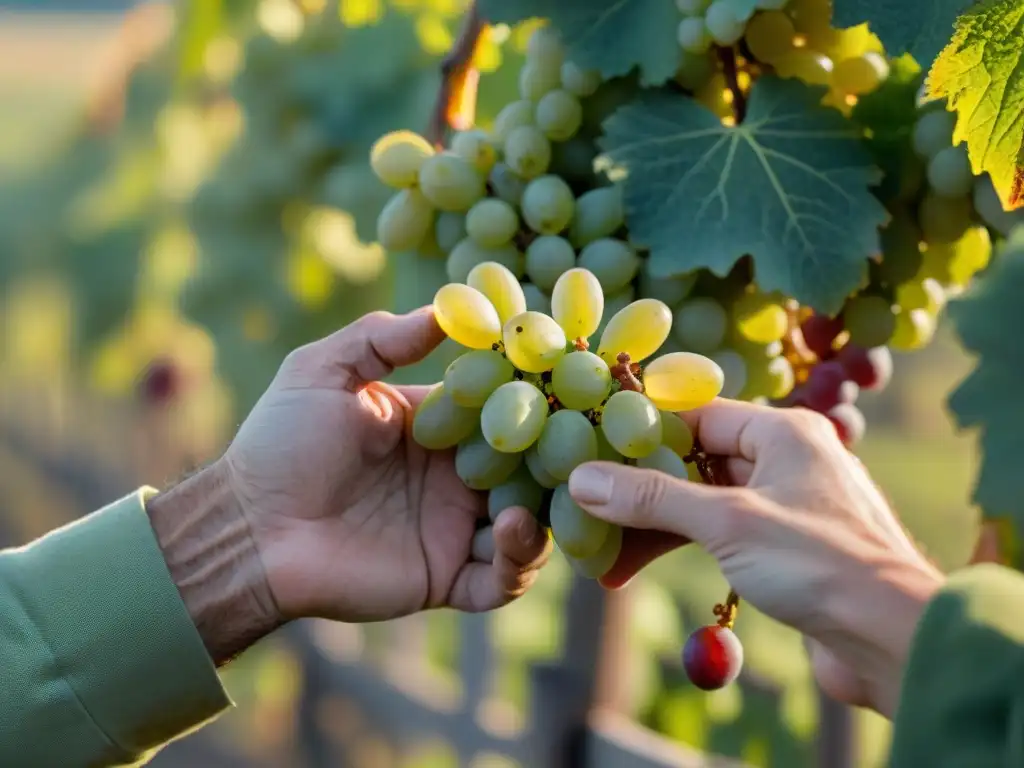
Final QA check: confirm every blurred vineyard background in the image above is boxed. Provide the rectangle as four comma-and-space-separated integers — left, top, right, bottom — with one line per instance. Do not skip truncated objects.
0, 2, 985, 767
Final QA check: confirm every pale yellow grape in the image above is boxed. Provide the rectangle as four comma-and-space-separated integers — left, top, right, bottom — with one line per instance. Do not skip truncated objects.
832, 52, 889, 96
744, 10, 795, 64
891, 308, 936, 351
467, 261, 527, 324
733, 290, 788, 343
774, 50, 834, 86
896, 278, 945, 314
433, 283, 502, 349
370, 130, 435, 188
551, 268, 605, 340
503, 311, 567, 373
596, 298, 672, 364
643, 352, 725, 411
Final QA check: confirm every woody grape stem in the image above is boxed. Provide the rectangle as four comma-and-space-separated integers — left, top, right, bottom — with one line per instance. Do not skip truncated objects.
426, 0, 485, 148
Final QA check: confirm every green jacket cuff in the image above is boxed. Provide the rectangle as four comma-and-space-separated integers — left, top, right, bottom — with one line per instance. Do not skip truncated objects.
890, 563, 1024, 766
6, 488, 232, 757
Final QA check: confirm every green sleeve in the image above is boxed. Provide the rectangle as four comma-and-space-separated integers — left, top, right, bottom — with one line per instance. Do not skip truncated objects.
0, 488, 233, 768
890, 563, 1024, 766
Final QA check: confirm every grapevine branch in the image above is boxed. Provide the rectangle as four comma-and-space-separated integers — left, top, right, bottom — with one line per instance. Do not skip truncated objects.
684, 437, 741, 627
718, 46, 747, 124
426, 0, 485, 148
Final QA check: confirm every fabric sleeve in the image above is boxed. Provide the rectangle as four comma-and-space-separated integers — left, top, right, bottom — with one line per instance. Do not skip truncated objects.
0, 488, 232, 767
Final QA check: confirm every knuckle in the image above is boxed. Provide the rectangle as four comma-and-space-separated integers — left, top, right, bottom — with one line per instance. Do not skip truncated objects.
780, 407, 833, 442
632, 470, 670, 523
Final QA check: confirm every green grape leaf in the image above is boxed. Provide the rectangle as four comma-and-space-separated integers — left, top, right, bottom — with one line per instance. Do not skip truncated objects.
948, 227, 1024, 557
925, 0, 1024, 210
598, 76, 888, 314
832, 0, 973, 70
476, 0, 680, 86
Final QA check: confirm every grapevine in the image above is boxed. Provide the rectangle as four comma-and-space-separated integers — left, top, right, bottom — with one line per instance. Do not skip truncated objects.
362, 0, 1024, 685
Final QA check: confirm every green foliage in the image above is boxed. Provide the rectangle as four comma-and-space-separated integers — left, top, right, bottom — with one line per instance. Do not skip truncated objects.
947, 226, 1024, 562
926, 0, 1024, 210
598, 77, 887, 313
832, 0, 974, 70
477, 0, 681, 85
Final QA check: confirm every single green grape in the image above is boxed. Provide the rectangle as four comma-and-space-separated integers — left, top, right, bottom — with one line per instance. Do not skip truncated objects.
741, 354, 795, 400
890, 308, 937, 351
570, 187, 624, 247
521, 175, 575, 235
560, 60, 601, 97
525, 235, 576, 291
638, 262, 697, 306
660, 411, 695, 458
637, 446, 689, 478
412, 385, 480, 449
672, 297, 728, 353
418, 152, 486, 212
481, 381, 550, 453
504, 125, 552, 180
444, 350, 515, 408
843, 294, 896, 347
538, 410, 599, 482
710, 349, 748, 399
578, 238, 640, 294
536, 89, 583, 141
455, 431, 522, 490
447, 238, 523, 284
918, 192, 973, 244
451, 129, 497, 174
435, 212, 468, 253
525, 444, 560, 488
488, 163, 528, 208
488, 465, 545, 522
466, 199, 519, 247
519, 60, 563, 101
523, 283, 553, 314
551, 351, 612, 411
550, 484, 611, 558
564, 522, 622, 579
878, 212, 924, 286
601, 390, 662, 458
377, 189, 434, 251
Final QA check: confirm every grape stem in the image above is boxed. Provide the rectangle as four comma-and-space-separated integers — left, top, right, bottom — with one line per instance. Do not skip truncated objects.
718, 46, 746, 123
684, 437, 741, 628
426, 0, 485, 148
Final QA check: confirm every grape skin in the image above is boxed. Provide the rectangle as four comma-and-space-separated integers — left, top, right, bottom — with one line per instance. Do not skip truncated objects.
552, 267, 605, 341
705, 0, 747, 45
927, 145, 974, 199
523, 283, 553, 314
637, 446, 689, 478
912, 109, 956, 160
481, 381, 550, 453
672, 297, 728, 353
525, 235, 576, 291
377, 189, 434, 251
447, 239, 523, 284
444, 350, 515, 408
550, 484, 611, 558
564, 521, 623, 579
843, 295, 896, 348
493, 101, 536, 146
435, 212, 468, 252
597, 298, 672, 364
412, 385, 480, 449
467, 261, 527, 324
526, 444, 561, 488
451, 129, 497, 174
466, 198, 519, 247
560, 61, 601, 97
418, 153, 487, 212
504, 125, 553, 179
570, 187, 624, 247
601, 390, 662, 458
456, 432, 522, 490
521, 175, 576, 235
503, 311, 568, 373
433, 283, 502, 350
661, 411, 695, 458
370, 130, 435, 188
643, 352, 725, 411
733, 290, 788, 344
678, 17, 712, 53
488, 465, 545, 522
488, 163, 528, 208
578, 238, 641, 294
538, 409, 599, 481
536, 89, 584, 141
551, 351, 612, 411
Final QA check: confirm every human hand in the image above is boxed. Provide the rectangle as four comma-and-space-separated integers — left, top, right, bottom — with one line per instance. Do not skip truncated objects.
565, 399, 944, 717
151, 307, 551, 662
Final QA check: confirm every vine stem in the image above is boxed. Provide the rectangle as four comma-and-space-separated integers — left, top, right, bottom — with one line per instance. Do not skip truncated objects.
718, 46, 746, 124
426, 0, 485, 148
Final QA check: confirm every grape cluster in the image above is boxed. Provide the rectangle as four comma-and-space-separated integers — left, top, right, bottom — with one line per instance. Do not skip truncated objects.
412, 261, 724, 578
674, 0, 891, 120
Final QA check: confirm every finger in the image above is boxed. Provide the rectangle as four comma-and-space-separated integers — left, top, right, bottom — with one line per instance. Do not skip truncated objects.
446, 507, 552, 612
567, 461, 759, 547
471, 526, 495, 562
677, 398, 802, 462
598, 528, 689, 589
726, 457, 755, 486
393, 384, 437, 410
291, 306, 444, 391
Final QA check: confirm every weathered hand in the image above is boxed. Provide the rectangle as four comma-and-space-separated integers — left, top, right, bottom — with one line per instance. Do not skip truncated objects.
220, 307, 551, 625
567, 399, 943, 717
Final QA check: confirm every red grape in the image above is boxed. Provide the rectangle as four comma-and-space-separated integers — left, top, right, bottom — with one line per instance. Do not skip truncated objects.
794, 360, 857, 413
836, 344, 892, 391
138, 359, 181, 405
828, 402, 866, 446
683, 625, 744, 690
800, 314, 844, 360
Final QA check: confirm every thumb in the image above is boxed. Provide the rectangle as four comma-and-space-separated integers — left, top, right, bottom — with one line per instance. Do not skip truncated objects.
567, 461, 757, 548
293, 306, 445, 391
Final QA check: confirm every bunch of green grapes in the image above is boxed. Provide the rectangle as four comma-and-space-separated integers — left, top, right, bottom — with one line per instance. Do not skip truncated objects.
411, 261, 724, 578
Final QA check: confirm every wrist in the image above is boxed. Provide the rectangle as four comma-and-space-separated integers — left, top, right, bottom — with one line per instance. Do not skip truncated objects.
145, 460, 285, 666
829, 556, 944, 717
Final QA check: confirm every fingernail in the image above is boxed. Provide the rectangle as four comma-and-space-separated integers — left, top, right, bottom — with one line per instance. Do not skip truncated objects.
569, 466, 613, 505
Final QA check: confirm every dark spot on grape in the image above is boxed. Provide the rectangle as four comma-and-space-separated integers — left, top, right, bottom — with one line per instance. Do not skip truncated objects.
515, 326, 523, 333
